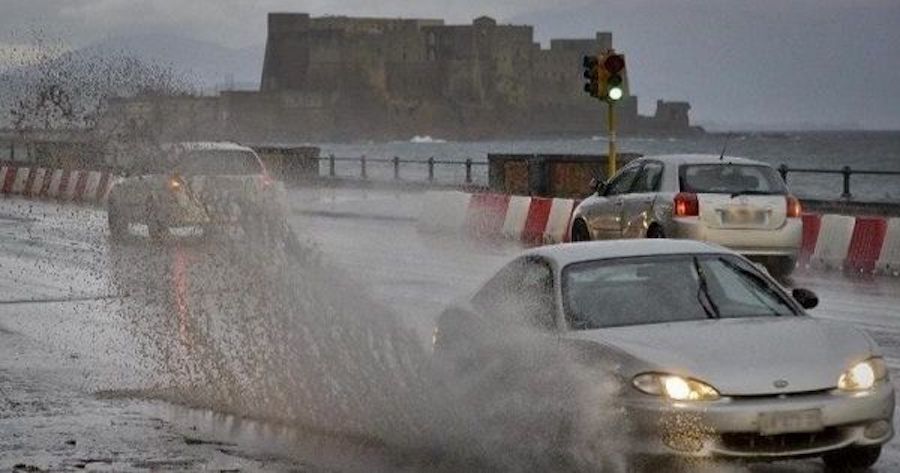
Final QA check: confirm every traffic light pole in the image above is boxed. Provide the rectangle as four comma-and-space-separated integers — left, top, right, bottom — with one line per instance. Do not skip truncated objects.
607, 101, 617, 179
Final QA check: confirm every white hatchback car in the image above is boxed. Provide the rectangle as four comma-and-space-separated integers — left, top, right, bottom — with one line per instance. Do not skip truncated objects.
570, 154, 803, 276
107, 142, 284, 241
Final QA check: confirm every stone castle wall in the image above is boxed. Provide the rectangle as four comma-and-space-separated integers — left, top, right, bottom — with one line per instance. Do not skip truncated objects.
103, 13, 700, 142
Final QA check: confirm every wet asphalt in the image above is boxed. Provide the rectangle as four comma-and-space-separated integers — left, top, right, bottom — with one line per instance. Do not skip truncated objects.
1, 193, 899, 472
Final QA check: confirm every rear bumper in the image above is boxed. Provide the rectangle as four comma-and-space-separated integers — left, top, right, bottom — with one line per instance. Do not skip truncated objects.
624, 382, 895, 459
669, 217, 802, 258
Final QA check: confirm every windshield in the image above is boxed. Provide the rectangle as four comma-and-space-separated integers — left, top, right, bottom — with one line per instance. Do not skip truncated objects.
679, 164, 787, 195
563, 254, 798, 330
174, 150, 263, 176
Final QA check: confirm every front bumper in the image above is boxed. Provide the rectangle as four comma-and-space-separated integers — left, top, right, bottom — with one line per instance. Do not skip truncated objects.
669, 217, 802, 257
625, 382, 895, 459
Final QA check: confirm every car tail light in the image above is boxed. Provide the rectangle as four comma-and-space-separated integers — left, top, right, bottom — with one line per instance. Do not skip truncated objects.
674, 192, 699, 217
169, 175, 184, 192
786, 195, 802, 218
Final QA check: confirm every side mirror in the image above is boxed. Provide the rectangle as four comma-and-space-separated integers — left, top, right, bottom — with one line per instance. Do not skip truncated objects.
792, 288, 818, 310
589, 177, 607, 195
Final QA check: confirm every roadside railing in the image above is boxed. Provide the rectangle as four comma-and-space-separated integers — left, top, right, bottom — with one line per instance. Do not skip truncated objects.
777, 165, 900, 200
317, 155, 489, 185
314, 157, 900, 201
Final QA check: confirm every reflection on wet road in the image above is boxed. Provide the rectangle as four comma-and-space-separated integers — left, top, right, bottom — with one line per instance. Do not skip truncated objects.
1, 196, 899, 472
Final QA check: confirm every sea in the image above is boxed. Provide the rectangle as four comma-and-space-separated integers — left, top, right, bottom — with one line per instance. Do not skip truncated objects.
314, 131, 900, 202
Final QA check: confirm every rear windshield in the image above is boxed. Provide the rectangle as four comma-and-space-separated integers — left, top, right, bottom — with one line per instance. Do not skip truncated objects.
679, 164, 787, 195
175, 150, 263, 176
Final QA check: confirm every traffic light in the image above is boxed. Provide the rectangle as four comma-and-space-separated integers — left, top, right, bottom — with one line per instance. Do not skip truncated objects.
582, 55, 600, 98
603, 52, 626, 102
583, 52, 627, 102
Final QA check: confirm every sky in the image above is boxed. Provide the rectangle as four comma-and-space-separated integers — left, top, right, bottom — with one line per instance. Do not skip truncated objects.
2, 0, 899, 130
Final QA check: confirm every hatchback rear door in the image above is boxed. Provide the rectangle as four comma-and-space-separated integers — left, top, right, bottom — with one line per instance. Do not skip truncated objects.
679, 163, 789, 231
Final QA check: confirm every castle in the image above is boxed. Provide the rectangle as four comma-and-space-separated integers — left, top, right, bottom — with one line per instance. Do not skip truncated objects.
103, 13, 700, 143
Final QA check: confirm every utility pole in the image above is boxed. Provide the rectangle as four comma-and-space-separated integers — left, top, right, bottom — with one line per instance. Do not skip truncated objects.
607, 100, 617, 179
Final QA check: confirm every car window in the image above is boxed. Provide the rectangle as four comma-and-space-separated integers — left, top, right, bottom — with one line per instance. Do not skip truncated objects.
679, 164, 787, 195
473, 257, 556, 331
604, 165, 642, 196
704, 258, 797, 317
562, 254, 798, 330
174, 150, 263, 176
631, 162, 664, 193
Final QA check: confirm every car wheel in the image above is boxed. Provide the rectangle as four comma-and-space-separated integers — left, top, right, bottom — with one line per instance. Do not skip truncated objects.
571, 220, 591, 242
822, 445, 881, 472
646, 225, 666, 239
107, 203, 128, 241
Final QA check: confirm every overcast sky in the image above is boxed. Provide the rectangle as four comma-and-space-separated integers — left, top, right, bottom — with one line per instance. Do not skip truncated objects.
2, 0, 899, 130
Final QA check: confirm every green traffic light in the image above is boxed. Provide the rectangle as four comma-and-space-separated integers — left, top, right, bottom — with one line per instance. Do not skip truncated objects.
608, 87, 624, 101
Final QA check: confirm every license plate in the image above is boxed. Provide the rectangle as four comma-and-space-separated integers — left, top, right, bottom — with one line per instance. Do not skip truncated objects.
758, 409, 823, 435
722, 207, 766, 225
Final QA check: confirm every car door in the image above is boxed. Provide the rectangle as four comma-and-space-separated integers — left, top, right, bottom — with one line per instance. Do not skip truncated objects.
620, 161, 664, 238
584, 164, 642, 239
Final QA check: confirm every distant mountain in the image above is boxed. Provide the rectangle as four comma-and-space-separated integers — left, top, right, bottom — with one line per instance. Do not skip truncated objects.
83, 34, 264, 91
0, 33, 264, 127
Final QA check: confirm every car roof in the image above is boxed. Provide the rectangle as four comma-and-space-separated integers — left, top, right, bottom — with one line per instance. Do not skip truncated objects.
522, 239, 731, 268
639, 154, 768, 167
162, 141, 256, 153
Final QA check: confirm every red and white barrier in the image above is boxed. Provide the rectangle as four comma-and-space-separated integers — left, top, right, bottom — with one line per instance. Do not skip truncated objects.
501, 195, 531, 241
0, 165, 115, 204
876, 218, 900, 275
795, 213, 900, 275
421, 190, 900, 276
420, 191, 578, 246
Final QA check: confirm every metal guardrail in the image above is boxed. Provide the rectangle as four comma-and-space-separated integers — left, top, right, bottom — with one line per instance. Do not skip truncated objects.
317, 155, 488, 184
317, 156, 900, 200
777, 165, 900, 200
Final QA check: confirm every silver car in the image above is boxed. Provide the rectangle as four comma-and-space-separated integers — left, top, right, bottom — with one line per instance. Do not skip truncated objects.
570, 154, 803, 277
107, 142, 283, 241
432, 240, 894, 470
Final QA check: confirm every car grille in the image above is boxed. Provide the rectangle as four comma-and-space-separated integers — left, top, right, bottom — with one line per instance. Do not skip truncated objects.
718, 427, 846, 454
727, 388, 833, 400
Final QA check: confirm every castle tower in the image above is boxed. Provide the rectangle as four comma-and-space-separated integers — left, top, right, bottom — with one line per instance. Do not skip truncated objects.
261, 13, 311, 91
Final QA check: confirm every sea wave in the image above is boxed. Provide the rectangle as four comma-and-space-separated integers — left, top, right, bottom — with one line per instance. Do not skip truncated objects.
409, 135, 447, 144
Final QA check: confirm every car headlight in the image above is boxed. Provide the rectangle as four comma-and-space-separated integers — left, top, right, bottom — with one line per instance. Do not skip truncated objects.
838, 357, 888, 391
632, 373, 720, 401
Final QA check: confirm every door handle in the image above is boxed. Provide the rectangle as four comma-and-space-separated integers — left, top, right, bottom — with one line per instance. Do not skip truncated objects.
614, 200, 625, 206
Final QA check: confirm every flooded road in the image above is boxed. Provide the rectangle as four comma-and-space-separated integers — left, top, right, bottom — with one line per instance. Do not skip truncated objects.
1, 194, 899, 472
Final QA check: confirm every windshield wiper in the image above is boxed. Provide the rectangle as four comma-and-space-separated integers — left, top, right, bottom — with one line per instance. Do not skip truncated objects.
693, 257, 721, 319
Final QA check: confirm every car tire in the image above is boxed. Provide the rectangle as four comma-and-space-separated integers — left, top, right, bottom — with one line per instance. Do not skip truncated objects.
822, 445, 881, 472
571, 220, 591, 242
107, 203, 128, 241
646, 225, 666, 239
